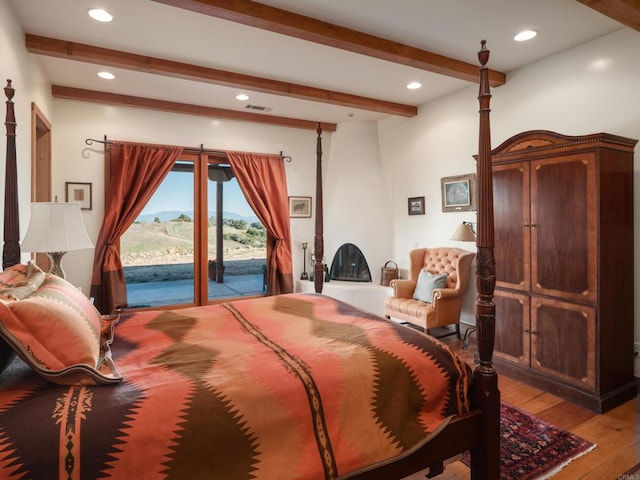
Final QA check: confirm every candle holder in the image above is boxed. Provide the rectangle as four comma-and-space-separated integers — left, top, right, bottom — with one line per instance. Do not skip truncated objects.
300, 242, 309, 280
309, 253, 315, 281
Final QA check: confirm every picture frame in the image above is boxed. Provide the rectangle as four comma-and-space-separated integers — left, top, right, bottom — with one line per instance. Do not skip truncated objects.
289, 196, 312, 218
65, 182, 92, 210
408, 196, 425, 215
441, 173, 476, 212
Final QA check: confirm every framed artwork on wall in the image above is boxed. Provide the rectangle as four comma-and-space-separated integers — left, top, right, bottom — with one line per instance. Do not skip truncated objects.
289, 196, 312, 218
441, 173, 476, 212
65, 182, 92, 210
408, 196, 425, 215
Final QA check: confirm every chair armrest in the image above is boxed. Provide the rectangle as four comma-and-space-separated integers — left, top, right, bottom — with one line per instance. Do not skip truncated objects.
390, 279, 416, 299
432, 287, 461, 301
432, 287, 463, 311
430, 287, 466, 327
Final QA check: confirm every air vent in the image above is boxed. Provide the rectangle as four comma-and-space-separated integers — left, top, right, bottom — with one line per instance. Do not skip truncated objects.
245, 104, 272, 112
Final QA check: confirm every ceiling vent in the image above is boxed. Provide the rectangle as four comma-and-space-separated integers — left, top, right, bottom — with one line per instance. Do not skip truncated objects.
245, 104, 272, 112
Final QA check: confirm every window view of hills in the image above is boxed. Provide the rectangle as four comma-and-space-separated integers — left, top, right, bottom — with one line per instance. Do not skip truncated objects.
121, 211, 266, 283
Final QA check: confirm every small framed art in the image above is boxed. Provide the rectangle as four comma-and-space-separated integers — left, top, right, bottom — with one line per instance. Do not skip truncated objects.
408, 196, 425, 215
441, 173, 476, 212
289, 196, 312, 218
65, 182, 92, 210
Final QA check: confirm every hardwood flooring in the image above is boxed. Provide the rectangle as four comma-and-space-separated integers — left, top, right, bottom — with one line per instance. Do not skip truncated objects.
405, 330, 640, 480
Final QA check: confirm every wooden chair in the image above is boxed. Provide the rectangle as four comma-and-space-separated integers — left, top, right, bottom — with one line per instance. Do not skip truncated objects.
384, 247, 474, 338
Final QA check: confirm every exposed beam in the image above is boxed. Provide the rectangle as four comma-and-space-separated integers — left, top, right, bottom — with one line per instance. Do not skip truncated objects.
577, 0, 640, 31
51, 85, 337, 132
152, 0, 506, 87
27, 34, 416, 118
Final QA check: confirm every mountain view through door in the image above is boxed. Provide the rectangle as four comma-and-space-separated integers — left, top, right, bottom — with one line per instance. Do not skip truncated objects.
120, 157, 267, 308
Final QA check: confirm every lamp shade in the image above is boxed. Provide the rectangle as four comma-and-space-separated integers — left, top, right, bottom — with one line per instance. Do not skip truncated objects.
450, 222, 476, 242
21, 202, 94, 253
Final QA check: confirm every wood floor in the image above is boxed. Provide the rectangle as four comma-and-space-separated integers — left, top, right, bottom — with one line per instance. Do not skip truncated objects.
405, 330, 640, 480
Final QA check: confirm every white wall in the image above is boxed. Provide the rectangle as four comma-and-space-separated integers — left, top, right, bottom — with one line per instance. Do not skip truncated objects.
50, 100, 329, 290
0, 0, 52, 264
379, 28, 640, 336
324, 121, 392, 283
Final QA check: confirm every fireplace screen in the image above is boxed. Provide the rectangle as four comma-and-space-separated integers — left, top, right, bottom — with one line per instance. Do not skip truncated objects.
329, 243, 372, 282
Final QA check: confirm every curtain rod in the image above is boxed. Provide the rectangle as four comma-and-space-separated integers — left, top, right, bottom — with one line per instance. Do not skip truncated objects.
84, 136, 292, 162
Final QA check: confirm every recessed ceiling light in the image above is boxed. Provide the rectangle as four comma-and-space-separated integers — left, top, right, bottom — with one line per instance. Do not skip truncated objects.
88, 8, 113, 22
406, 82, 422, 90
235, 94, 250, 101
98, 71, 115, 80
514, 30, 538, 42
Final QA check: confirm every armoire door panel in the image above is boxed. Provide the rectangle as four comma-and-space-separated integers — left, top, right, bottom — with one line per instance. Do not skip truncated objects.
493, 162, 530, 291
530, 154, 596, 303
531, 297, 595, 390
489, 130, 636, 412
494, 289, 529, 366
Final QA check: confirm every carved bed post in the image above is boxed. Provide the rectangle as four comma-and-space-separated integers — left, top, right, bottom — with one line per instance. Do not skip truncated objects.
3, 79, 20, 269
314, 123, 324, 294
471, 41, 500, 479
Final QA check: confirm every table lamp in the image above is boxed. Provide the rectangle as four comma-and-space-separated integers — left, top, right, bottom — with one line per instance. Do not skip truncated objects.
450, 221, 476, 242
21, 202, 94, 279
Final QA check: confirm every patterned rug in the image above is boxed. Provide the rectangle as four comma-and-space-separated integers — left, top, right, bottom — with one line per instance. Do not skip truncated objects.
463, 402, 596, 480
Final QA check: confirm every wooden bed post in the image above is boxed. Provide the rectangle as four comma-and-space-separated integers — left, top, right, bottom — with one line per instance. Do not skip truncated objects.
3, 79, 21, 270
471, 41, 500, 480
314, 123, 324, 294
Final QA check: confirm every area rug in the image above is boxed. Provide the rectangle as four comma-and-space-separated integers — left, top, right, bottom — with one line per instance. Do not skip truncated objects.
462, 402, 596, 480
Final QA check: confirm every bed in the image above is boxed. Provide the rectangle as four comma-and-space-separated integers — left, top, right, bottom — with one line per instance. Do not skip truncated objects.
0, 41, 500, 479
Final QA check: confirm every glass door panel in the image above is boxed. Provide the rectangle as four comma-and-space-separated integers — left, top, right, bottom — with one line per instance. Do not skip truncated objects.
122, 160, 195, 307
207, 163, 266, 301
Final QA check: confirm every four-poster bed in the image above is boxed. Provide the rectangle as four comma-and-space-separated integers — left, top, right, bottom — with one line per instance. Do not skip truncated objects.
0, 41, 499, 479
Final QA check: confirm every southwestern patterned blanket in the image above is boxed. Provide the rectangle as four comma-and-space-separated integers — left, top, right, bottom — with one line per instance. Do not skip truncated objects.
0, 293, 472, 479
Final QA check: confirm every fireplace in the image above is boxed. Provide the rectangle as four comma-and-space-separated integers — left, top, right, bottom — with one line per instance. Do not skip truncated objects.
329, 243, 372, 282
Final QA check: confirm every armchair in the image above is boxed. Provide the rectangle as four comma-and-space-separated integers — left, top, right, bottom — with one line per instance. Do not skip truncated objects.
384, 247, 474, 338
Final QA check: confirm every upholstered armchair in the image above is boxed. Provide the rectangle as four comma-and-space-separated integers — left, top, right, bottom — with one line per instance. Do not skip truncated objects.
384, 247, 474, 338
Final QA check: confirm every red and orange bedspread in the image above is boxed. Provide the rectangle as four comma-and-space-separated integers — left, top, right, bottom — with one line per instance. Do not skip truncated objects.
0, 293, 471, 479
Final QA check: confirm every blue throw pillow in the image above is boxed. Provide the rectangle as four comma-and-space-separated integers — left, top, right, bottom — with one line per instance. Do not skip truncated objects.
412, 270, 448, 303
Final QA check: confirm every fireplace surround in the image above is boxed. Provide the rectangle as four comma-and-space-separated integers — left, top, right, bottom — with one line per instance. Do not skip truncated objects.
328, 243, 372, 282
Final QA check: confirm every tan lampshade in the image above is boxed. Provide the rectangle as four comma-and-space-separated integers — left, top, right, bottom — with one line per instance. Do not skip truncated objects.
450, 222, 476, 242
21, 202, 94, 253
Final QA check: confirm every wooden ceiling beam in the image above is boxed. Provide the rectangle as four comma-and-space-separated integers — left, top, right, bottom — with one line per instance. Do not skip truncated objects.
26, 34, 416, 118
51, 85, 337, 132
577, 0, 640, 31
152, 0, 506, 87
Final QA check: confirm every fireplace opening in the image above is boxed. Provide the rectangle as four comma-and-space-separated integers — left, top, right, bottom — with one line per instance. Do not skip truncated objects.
329, 243, 372, 282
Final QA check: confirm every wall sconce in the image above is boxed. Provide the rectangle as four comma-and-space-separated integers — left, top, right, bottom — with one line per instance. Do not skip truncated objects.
21, 202, 94, 279
450, 221, 476, 242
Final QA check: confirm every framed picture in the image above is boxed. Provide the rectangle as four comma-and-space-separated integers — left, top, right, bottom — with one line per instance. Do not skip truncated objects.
408, 196, 425, 215
441, 173, 476, 212
65, 182, 92, 210
289, 196, 312, 218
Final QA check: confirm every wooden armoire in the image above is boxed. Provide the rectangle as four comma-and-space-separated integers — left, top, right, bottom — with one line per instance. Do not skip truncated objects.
490, 130, 637, 413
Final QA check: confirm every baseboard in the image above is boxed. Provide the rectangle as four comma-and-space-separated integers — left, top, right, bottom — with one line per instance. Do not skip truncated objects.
493, 358, 637, 413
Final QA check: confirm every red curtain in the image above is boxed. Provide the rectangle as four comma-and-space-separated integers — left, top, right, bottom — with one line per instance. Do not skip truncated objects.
90, 143, 183, 313
227, 152, 293, 295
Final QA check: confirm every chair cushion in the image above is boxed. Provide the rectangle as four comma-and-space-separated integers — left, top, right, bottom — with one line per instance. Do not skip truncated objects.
413, 270, 448, 303
385, 296, 435, 320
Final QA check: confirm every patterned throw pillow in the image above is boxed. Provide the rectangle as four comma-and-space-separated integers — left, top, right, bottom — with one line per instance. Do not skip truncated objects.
412, 270, 448, 303
0, 262, 46, 301
0, 271, 122, 385
0, 263, 29, 291
0, 263, 37, 374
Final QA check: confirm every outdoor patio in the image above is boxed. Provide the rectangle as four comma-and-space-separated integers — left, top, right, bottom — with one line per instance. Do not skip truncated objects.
126, 273, 265, 308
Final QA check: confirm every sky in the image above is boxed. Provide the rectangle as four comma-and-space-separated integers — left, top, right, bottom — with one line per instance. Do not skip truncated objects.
140, 170, 255, 217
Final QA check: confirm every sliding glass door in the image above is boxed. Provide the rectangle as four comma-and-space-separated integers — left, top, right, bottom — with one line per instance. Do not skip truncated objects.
120, 153, 266, 308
